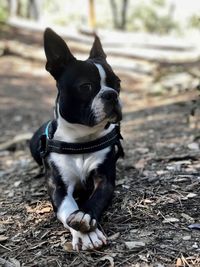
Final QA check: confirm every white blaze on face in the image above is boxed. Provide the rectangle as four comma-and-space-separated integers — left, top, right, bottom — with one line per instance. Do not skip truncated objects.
95, 63, 106, 87
91, 63, 108, 123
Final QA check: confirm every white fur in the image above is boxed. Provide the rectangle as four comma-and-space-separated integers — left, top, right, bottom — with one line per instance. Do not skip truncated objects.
95, 63, 106, 87
50, 112, 113, 185
92, 63, 106, 120
50, 104, 115, 227
91, 63, 114, 123
50, 63, 117, 230
57, 185, 78, 228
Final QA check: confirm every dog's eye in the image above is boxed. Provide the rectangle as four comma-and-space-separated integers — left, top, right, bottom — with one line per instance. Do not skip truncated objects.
80, 83, 92, 92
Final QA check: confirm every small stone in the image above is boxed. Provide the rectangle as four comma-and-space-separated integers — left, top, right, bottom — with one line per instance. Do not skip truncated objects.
182, 235, 191, 241
166, 165, 181, 171
192, 242, 198, 249
122, 185, 130, 189
188, 142, 199, 150
130, 229, 138, 234
162, 217, 179, 223
181, 213, 194, 223
14, 180, 21, 187
186, 193, 197, 198
13, 115, 22, 122
125, 241, 146, 250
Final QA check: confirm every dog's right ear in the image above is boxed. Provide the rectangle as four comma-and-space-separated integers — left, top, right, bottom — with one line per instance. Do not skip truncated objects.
44, 28, 75, 79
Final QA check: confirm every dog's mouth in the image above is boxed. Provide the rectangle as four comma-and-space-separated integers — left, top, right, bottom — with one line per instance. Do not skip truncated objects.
104, 102, 122, 123
91, 101, 122, 126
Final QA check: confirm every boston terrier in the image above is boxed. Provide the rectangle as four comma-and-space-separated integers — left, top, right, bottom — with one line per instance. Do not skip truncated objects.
30, 28, 124, 251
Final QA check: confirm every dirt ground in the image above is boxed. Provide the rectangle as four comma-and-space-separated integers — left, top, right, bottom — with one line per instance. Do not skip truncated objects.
0, 27, 200, 267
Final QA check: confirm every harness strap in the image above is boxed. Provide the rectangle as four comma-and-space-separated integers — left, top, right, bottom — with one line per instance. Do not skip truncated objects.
40, 121, 124, 157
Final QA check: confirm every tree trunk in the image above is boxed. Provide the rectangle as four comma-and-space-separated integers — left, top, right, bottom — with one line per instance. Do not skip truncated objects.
110, 0, 119, 29
120, 0, 129, 30
110, 0, 129, 30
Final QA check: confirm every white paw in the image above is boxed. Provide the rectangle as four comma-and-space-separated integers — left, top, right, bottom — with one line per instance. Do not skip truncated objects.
67, 210, 97, 232
71, 228, 107, 251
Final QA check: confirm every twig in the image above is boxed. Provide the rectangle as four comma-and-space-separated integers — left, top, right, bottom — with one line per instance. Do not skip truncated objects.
0, 243, 12, 251
0, 133, 32, 151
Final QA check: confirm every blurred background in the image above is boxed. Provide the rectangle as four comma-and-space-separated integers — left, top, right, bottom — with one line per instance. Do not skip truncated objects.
1, 1, 200, 266
0, 0, 200, 134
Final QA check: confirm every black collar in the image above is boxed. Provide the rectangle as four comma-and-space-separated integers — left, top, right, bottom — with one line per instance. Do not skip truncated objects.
40, 120, 124, 157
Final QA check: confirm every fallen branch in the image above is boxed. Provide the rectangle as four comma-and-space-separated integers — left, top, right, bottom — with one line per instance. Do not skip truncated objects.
0, 133, 32, 151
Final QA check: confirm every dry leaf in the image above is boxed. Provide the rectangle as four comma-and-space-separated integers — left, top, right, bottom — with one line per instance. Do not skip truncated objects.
108, 232, 120, 241
176, 258, 183, 267
36, 207, 51, 214
135, 158, 147, 169
26, 205, 52, 214
63, 242, 73, 252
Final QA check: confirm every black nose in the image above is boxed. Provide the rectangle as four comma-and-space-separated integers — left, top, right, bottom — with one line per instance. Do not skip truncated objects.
101, 90, 118, 102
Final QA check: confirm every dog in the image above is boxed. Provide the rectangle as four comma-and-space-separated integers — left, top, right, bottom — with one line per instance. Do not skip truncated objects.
30, 28, 124, 251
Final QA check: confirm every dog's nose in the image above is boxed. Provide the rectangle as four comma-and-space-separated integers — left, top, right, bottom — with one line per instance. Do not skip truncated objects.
101, 90, 118, 102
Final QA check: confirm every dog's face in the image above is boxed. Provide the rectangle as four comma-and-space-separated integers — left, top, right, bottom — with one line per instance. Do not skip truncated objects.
44, 28, 122, 127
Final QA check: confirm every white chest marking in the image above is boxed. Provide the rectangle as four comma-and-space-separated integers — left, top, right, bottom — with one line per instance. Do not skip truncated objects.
50, 147, 110, 185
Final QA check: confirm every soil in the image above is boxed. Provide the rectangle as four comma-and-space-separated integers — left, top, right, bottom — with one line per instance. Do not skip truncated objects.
0, 26, 200, 267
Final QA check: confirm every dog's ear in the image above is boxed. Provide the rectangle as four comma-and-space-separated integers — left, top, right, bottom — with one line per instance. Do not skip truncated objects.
89, 35, 107, 60
44, 28, 75, 79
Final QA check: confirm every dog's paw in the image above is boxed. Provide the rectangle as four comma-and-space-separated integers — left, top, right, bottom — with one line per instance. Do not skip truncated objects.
71, 228, 107, 251
67, 210, 97, 233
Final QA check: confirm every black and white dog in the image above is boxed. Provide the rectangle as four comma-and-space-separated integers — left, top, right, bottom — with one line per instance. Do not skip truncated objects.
30, 28, 123, 251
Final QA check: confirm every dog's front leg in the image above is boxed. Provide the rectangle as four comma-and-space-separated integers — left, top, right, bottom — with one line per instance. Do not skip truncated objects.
47, 173, 106, 251
56, 185, 79, 228
46, 177, 78, 229
46, 170, 106, 251
68, 175, 114, 250
80, 175, 115, 221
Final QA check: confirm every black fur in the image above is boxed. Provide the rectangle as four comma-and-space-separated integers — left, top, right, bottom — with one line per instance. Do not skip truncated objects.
30, 28, 123, 246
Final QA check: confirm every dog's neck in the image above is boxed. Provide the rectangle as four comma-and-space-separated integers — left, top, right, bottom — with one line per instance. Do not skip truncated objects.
54, 113, 114, 143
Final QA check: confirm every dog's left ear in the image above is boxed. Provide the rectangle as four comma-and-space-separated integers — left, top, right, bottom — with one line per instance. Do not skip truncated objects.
44, 28, 76, 79
89, 35, 107, 60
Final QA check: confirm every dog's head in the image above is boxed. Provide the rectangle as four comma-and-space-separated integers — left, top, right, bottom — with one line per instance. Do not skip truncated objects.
44, 28, 122, 127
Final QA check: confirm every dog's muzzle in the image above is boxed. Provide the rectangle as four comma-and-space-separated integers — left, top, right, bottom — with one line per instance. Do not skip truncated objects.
101, 89, 122, 123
